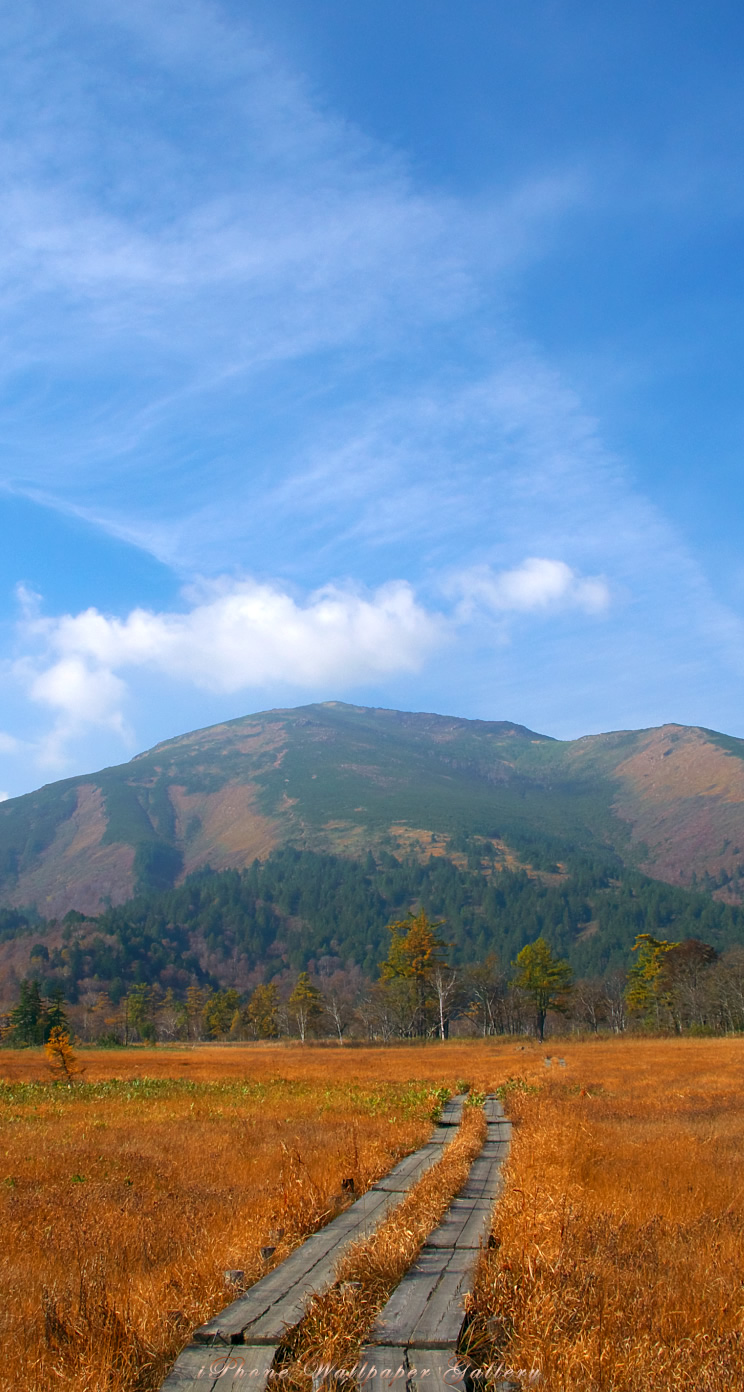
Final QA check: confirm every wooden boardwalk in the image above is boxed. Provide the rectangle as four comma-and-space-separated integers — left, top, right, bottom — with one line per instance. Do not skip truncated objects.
160, 1095, 467, 1390
357, 1096, 511, 1391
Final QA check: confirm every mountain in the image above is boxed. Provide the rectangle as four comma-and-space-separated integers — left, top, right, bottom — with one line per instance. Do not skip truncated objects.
2, 701, 744, 922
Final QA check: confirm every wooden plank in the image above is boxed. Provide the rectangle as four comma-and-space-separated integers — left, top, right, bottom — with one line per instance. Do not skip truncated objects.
439, 1097, 466, 1125
424, 1198, 493, 1252
407, 1349, 473, 1391
368, 1248, 450, 1347
344, 1188, 399, 1223
479, 1140, 509, 1157
194, 1193, 401, 1344
457, 1151, 505, 1202
359, 1093, 512, 1374
460, 1157, 493, 1183
381, 1151, 428, 1181
373, 1148, 440, 1192
424, 1198, 489, 1249
456, 1181, 502, 1204
452, 1204, 494, 1251
424, 1210, 473, 1249
357, 1347, 409, 1389
161, 1344, 279, 1390
406, 1252, 472, 1348
194, 1233, 345, 1344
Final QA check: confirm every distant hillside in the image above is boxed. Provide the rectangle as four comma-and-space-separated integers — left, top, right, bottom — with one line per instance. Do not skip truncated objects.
3, 844, 743, 1006
2, 702, 744, 922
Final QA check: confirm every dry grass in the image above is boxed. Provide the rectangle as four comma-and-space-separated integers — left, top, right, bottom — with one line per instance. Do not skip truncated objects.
3, 1039, 744, 1392
0, 1039, 535, 1089
0, 1041, 524, 1392
467, 1038, 744, 1391
280, 1102, 487, 1386
0, 1069, 441, 1391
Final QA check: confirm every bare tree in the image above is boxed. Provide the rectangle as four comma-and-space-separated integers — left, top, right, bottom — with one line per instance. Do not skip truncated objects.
571, 977, 608, 1034
323, 988, 353, 1044
708, 948, 744, 1032
602, 971, 627, 1034
356, 980, 408, 1042
431, 965, 461, 1040
156, 988, 186, 1041
318, 967, 363, 1044
463, 956, 507, 1036
662, 939, 718, 1032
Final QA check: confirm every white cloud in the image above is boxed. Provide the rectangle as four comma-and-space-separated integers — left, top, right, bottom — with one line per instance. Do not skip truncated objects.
30, 657, 128, 728
21, 656, 130, 770
16, 578, 445, 762
0, 792, 8, 803
450, 558, 610, 618
37, 578, 443, 690
11, 563, 618, 767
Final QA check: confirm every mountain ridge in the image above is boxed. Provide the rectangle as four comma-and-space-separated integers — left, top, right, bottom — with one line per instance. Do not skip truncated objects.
3, 701, 744, 920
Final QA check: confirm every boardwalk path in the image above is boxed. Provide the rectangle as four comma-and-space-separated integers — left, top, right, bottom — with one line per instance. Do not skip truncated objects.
161, 1095, 467, 1390
358, 1096, 511, 1390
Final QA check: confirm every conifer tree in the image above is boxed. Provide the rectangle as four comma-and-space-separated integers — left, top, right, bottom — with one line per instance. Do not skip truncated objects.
247, 983, 280, 1039
203, 988, 241, 1039
380, 910, 449, 1037
45, 1027, 82, 1083
44, 985, 68, 1039
512, 937, 573, 1042
625, 933, 677, 1026
185, 985, 207, 1040
125, 984, 153, 1042
8, 979, 45, 1045
288, 972, 323, 1042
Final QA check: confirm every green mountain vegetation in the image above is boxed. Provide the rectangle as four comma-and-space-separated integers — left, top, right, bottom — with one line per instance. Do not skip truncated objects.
7, 841, 744, 1006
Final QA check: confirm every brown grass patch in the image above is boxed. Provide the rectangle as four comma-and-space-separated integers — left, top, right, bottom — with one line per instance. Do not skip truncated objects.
172, 781, 281, 874
0, 1040, 540, 1089
5, 782, 136, 921
467, 1038, 744, 1391
0, 1071, 441, 1391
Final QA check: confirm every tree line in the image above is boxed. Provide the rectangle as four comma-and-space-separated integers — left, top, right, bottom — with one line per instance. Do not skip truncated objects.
5, 911, 744, 1047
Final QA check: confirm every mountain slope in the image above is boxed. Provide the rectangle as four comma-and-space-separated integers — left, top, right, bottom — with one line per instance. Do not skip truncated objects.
2, 702, 744, 919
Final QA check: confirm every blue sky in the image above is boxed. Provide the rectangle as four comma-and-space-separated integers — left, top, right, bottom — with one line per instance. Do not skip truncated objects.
2, 0, 744, 797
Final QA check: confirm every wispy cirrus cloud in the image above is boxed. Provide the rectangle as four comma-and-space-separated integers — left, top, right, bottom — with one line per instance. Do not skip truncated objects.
0, 1, 582, 571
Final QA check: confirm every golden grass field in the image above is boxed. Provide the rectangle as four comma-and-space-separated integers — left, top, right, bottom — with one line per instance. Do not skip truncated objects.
1, 1038, 743, 1392
466, 1039, 744, 1391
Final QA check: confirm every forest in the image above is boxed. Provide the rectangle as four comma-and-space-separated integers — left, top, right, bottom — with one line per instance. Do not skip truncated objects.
2, 837, 744, 1042
6, 839, 744, 1000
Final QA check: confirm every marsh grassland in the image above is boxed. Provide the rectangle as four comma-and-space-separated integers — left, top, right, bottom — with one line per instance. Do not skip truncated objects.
1, 1040, 742, 1392
467, 1040, 744, 1391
